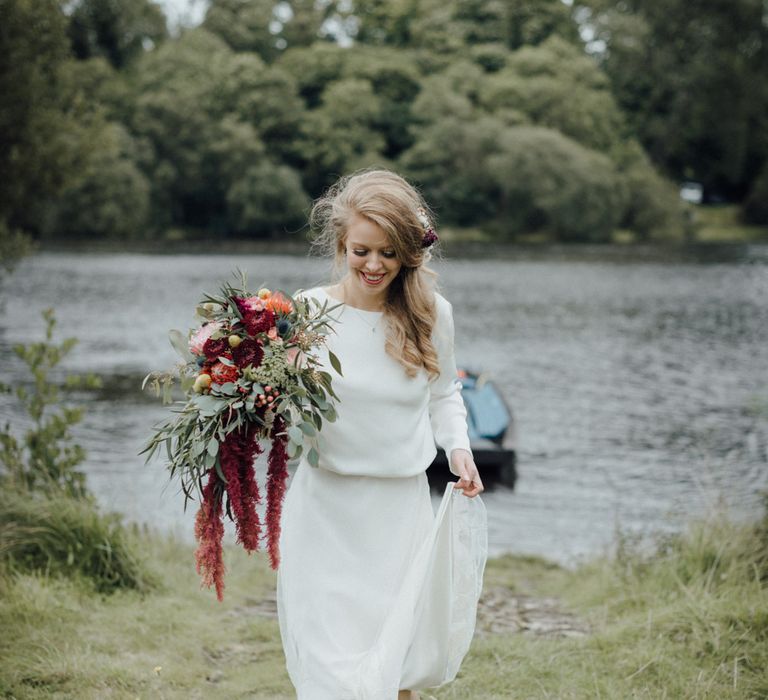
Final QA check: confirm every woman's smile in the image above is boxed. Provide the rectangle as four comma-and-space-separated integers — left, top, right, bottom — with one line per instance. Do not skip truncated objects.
360, 271, 385, 286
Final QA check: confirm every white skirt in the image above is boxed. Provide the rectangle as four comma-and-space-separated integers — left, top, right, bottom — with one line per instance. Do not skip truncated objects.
276, 461, 488, 700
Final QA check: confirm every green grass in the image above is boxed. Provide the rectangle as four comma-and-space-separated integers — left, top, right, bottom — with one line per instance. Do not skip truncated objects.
1, 502, 766, 699
693, 205, 768, 243
0, 536, 291, 699
0, 489, 156, 594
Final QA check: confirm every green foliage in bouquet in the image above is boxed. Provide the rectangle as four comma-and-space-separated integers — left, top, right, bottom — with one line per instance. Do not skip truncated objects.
141, 270, 341, 500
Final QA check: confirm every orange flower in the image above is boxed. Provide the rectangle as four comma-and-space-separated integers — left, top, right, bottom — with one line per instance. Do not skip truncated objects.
265, 292, 293, 315
210, 361, 239, 384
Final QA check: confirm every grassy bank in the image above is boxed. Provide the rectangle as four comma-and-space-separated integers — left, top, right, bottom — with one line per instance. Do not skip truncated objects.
692, 205, 768, 243
1, 500, 766, 700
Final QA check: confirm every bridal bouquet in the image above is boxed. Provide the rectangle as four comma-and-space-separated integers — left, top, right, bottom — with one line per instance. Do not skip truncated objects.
141, 271, 341, 600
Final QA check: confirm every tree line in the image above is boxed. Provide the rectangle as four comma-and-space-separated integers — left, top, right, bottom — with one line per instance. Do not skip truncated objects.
1, 0, 766, 251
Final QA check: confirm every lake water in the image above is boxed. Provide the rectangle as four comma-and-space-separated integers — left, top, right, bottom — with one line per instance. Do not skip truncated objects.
1, 246, 767, 567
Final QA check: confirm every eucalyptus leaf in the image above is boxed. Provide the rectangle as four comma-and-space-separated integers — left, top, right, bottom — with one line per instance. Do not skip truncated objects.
287, 425, 303, 444
328, 350, 342, 376
169, 329, 194, 361
214, 454, 227, 482
308, 447, 320, 468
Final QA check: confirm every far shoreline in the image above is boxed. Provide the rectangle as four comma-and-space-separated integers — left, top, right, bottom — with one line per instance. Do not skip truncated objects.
33, 236, 768, 264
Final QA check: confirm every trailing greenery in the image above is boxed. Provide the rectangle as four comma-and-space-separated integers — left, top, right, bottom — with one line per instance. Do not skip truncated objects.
0, 309, 156, 593
0, 498, 765, 698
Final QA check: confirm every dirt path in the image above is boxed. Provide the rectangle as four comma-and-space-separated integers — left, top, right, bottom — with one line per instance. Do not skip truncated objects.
237, 585, 590, 639
474, 585, 590, 638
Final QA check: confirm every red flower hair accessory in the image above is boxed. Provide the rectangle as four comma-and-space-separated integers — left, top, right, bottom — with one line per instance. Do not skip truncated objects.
417, 207, 438, 248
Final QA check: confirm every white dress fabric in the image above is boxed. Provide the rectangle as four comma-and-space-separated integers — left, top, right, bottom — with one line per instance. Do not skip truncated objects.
275, 287, 488, 699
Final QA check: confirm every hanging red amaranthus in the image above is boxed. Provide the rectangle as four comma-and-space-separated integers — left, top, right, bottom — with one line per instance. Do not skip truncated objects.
194, 468, 226, 601
193, 419, 289, 598
219, 423, 263, 552
266, 416, 290, 569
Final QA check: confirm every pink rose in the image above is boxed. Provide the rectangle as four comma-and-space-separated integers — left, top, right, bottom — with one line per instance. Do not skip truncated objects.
240, 296, 265, 313
189, 321, 223, 355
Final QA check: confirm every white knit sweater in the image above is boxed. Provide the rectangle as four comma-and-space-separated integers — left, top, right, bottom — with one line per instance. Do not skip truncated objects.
295, 286, 471, 478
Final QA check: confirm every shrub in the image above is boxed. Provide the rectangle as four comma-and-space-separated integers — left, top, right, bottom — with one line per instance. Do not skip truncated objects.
487, 126, 624, 241
0, 488, 155, 593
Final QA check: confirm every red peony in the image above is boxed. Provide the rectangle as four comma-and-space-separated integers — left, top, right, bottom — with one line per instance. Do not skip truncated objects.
203, 337, 229, 361
244, 308, 275, 336
232, 337, 264, 370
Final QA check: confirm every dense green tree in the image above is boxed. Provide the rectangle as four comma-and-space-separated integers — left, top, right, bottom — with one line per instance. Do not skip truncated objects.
127, 30, 250, 228
279, 0, 344, 48
399, 115, 504, 226
126, 29, 310, 234
297, 78, 388, 193
347, 0, 578, 50
338, 47, 422, 158
579, 0, 768, 200
204, 0, 341, 61
613, 142, 685, 241
0, 0, 74, 231
487, 126, 624, 241
276, 42, 350, 107
61, 56, 132, 122
67, 0, 167, 68
45, 123, 151, 240
226, 161, 310, 235
221, 54, 306, 163
203, 0, 279, 60
478, 37, 626, 152
453, 0, 579, 49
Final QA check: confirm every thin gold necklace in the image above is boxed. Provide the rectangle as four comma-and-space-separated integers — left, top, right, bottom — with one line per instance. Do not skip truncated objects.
337, 282, 383, 334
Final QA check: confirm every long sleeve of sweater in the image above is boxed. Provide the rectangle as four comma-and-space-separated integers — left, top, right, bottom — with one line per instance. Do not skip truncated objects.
428, 296, 473, 476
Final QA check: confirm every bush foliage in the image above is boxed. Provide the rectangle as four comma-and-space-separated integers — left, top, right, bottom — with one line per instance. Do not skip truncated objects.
0, 309, 155, 592
1, 0, 712, 244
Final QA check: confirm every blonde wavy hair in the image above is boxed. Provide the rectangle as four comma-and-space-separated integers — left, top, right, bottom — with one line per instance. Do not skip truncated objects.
309, 168, 442, 380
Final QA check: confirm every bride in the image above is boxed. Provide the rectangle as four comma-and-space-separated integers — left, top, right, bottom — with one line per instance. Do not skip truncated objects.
276, 168, 487, 700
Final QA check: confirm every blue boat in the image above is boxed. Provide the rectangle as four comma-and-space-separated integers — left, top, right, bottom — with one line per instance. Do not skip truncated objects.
429, 368, 517, 487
